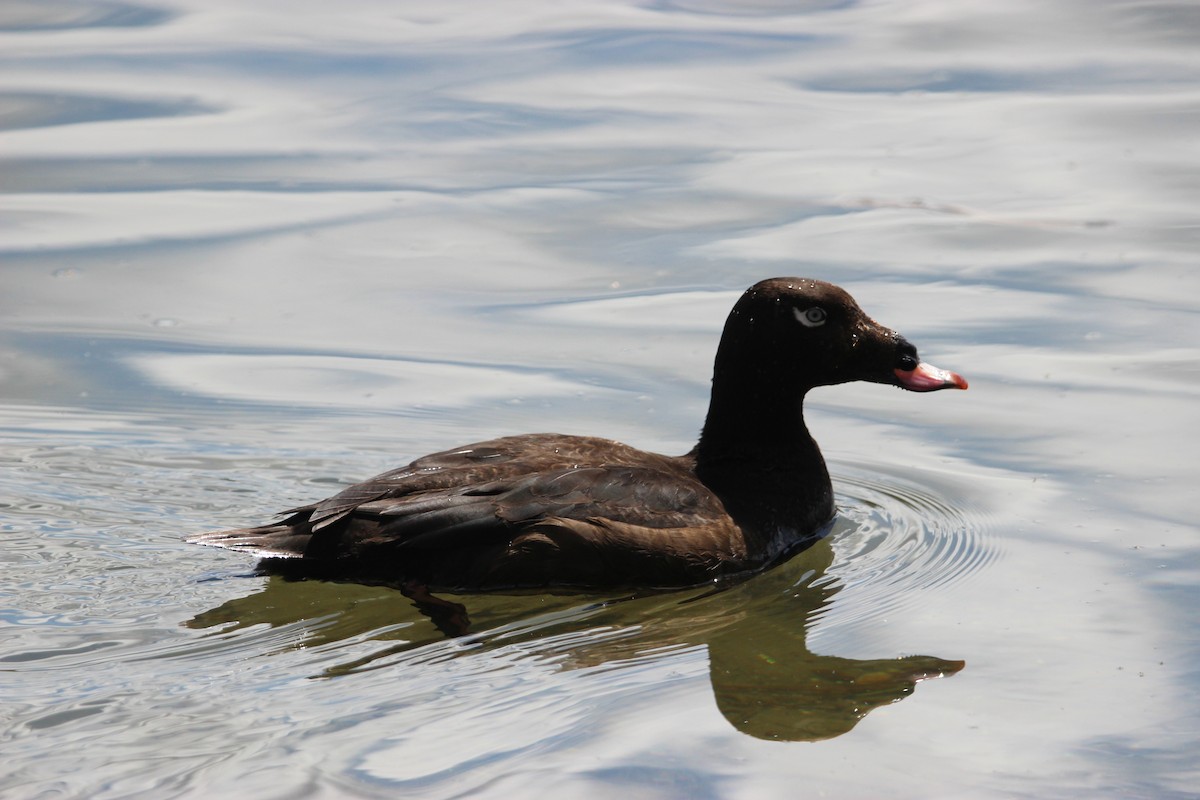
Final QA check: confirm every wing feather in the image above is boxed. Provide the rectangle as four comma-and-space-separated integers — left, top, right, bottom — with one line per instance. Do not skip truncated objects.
188, 433, 742, 588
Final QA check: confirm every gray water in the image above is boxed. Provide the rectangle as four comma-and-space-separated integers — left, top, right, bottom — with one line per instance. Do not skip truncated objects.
2, 1, 1199, 798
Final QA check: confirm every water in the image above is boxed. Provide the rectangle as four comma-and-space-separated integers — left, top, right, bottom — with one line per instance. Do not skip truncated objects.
2, 1, 1198, 797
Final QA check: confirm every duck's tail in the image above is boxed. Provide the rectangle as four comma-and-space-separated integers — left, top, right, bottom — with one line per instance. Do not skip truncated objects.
186, 512, 315, 559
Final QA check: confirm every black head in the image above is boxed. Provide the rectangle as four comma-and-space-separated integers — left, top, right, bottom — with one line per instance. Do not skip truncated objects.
713, 277, 967, 394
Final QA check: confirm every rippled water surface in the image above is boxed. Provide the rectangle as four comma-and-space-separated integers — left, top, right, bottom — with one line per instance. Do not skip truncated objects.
3, 1, 1199, 798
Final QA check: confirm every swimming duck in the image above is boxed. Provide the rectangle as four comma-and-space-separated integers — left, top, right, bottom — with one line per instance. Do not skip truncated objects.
189, 278, 966, 590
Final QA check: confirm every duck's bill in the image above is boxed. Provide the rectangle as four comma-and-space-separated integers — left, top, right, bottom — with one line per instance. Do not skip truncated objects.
894, 362, 969, 392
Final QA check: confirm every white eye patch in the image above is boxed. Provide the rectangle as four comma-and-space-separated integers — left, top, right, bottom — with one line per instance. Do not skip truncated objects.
793, 306, 827, 328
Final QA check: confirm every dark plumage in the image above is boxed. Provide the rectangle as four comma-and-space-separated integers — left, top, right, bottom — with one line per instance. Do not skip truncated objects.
188, 278, 967, 591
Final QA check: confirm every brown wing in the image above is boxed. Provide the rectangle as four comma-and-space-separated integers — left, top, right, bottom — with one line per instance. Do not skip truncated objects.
189, 433, 746, 589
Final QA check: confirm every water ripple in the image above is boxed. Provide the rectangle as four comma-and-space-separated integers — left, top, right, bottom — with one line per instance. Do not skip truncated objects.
822, 460, 999, 630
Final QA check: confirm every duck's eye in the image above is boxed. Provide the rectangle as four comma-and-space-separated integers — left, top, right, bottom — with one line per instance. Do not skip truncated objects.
793, 306, 827, 328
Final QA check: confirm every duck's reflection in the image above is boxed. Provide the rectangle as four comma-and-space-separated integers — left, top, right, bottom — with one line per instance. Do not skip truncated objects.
187, 531, 962, 742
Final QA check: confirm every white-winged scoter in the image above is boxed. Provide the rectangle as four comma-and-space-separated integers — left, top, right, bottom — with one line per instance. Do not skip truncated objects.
189, 278, 967, 590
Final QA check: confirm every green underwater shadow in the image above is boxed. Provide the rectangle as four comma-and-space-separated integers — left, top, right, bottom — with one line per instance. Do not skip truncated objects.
187, 527, 962, 743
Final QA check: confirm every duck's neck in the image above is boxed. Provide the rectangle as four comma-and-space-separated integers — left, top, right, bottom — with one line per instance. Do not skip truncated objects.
696, 381, 826, 474
693, 379, 834, 555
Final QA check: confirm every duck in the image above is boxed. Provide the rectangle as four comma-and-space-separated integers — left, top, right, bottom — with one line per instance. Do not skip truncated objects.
188, 278, 967, 591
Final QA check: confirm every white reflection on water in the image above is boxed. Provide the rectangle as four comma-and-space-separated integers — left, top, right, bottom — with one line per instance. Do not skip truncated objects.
130, 352, 610, 410
2, 0, 1199, 797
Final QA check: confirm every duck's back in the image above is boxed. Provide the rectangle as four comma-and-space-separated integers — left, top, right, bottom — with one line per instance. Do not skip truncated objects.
189, 434, 749, 590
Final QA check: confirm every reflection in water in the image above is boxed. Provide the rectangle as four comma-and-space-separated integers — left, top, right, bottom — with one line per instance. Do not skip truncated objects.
188, 533, 962, 743
0, 92, 212, 133
0, 1, 173, 32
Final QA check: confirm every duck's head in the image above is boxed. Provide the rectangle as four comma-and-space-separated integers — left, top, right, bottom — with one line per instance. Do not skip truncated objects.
714, 277, 968, 394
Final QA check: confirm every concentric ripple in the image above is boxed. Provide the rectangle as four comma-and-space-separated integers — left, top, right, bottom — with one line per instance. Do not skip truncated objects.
819, 460, 999, 629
